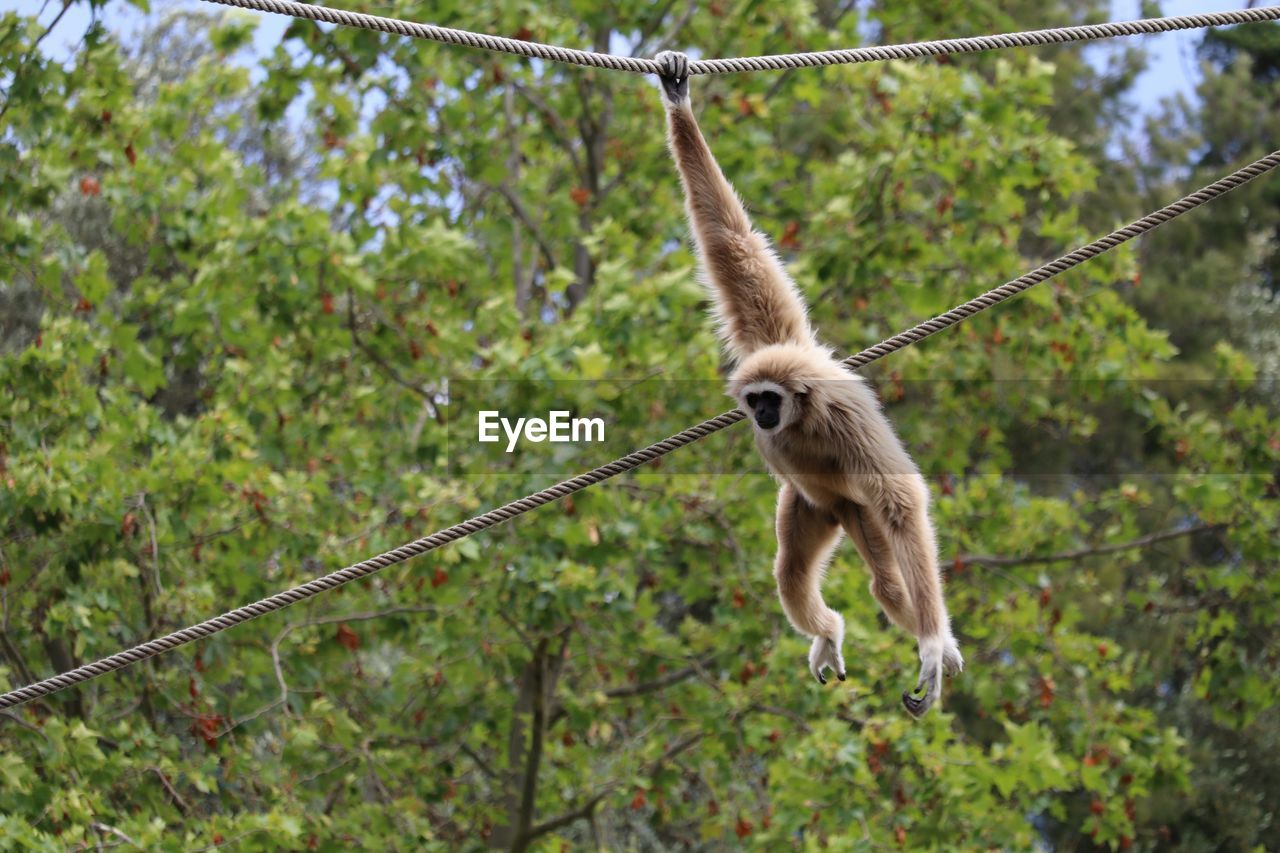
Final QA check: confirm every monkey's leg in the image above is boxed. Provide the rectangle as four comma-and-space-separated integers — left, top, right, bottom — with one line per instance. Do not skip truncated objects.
774, 483, 846, 685
869, 477, 963, 718
838, 503, 916, 634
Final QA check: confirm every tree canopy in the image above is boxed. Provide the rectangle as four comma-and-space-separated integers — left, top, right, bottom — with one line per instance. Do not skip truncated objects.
2, 1, 1278, 849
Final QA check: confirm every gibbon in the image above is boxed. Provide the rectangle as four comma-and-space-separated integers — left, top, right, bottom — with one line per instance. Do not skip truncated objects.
655, 52, 963, 717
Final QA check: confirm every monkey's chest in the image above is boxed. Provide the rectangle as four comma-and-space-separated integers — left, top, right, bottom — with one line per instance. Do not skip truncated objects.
757, 441, 864, 509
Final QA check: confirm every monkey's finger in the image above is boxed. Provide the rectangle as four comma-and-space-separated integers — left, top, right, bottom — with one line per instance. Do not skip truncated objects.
668, 51, 688, 80
902, 688, 935, 718
904, 663, 943, 717
655, 50, 684, 80
903, 682, 936, 716
809, 657, 827, 685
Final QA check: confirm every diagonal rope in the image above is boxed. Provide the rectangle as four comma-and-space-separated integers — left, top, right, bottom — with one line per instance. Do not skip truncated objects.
198, 0, 1280, 74
842, 151, 1278, 369
1, 150, 1277, 713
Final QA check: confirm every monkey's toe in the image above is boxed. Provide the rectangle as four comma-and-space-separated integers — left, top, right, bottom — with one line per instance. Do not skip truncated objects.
903, 659, 944, 718
808, 635, 845, 686
902, 688, 934, 719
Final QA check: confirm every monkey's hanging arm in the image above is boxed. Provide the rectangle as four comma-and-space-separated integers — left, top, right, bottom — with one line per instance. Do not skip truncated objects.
658, 56, 813, 359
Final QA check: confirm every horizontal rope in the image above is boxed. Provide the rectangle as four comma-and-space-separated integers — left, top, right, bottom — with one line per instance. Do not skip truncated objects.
2, 149, 1275, 713
198, 0, 1280, 75
691, 8, 1280, 74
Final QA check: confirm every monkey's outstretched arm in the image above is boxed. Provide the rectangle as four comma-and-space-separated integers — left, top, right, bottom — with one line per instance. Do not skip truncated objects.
656, 52, 812, 359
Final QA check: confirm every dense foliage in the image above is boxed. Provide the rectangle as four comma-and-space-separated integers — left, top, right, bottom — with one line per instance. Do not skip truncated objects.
2, 1, 1277, 849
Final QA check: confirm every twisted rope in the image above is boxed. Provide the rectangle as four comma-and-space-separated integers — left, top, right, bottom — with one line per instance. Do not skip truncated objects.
2, 150, 1275, 712
198, 0, 1280, 74
843, 151, 1280, 369
691, 8, 1280, 74
203, 0, 657, 72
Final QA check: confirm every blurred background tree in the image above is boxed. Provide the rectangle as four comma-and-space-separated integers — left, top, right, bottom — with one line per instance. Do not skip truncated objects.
1, 1, 1277, 849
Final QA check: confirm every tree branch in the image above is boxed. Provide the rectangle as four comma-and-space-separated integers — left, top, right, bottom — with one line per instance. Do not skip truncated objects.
1, 709, 49, 739
958, 523, 1221, 569
344, 285, 436, 405
604, 661, 705, 701
149, 767, 191, 817
503, 82, 532, 317
522, 789, 611, 843
0, 628, 35, 686
520, 731, 705, 845
0, 0, 72, 120
548, 657, 711, 728
91, 822, 140, 848
641, 0, 698, 56
745, 703, 813, 734
511, 638, 550, 852
488, 183, 559, 272
512, 82, 582, 175
628, 0, 680, 56
459, 742, 499, 779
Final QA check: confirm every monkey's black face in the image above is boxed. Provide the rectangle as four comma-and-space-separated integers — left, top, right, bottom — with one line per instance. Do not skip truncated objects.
745, 390, 784, 430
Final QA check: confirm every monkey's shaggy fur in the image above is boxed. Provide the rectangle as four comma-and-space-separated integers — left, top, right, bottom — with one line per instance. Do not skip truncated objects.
657, 51, 962, 716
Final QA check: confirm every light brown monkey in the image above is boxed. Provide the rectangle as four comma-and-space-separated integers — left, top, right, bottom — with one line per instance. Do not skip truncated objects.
655, 52, 962, 717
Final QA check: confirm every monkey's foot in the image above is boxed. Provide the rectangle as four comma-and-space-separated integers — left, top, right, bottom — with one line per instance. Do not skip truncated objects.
809, 636, 846, 685
902, 635, 953, 718
808, 615, 846, 685
654, 50, 690, 104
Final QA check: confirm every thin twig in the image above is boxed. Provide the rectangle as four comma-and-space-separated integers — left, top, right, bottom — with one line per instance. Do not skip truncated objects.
0, 0, 73, 119
91, 822, 141, 849
344, 283, 433, 403
959, 523, 1220, 569
488, 183, 559, 271
149, 767, 191, 816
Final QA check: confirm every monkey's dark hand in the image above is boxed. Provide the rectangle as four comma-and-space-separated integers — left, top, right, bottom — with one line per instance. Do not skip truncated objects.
655, 50, 690, 105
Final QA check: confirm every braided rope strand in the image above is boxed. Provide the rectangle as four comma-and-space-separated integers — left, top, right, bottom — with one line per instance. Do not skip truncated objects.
198, 0, 1280, 74
691, 9, 1280, 74
202, 0, 657, 72
1, 150, 1275, 712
